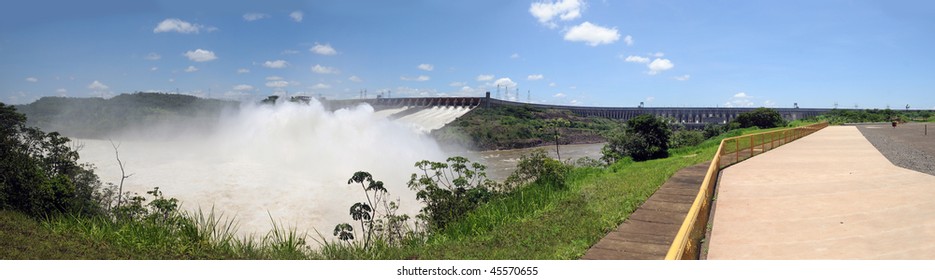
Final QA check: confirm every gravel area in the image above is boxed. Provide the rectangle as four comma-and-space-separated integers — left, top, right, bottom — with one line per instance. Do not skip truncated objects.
856, 123, 935, 176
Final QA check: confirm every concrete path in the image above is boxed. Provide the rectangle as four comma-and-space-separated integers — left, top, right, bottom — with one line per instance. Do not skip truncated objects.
582, 162, 709, 260
707, 126, 935, 259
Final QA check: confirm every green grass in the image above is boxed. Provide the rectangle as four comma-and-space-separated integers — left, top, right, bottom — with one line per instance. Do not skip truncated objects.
0, 210, 129, 259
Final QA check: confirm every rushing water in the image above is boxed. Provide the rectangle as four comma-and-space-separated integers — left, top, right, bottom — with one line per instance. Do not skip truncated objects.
75, 101, 600, 239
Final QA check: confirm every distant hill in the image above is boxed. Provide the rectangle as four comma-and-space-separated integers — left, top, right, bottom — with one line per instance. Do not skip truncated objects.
15, 92, 239, 139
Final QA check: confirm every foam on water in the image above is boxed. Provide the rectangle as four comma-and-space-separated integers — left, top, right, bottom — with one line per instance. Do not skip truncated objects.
77, 100, 448, 240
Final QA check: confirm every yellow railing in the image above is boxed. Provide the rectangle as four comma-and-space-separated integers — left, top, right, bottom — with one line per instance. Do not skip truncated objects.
664, 122, 829, 260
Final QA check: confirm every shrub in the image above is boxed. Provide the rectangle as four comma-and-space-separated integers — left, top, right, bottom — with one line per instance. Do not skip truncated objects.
732, 107, 786, 129
503, 149, 571, 191
602, 114, 671, 162
669, 129, 705, 149
407, 157, 496, 231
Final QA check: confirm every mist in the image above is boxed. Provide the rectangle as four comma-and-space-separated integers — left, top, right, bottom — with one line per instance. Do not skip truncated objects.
77, 99, 451, 241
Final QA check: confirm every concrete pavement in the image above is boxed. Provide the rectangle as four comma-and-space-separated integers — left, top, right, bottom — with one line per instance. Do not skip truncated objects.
707, 126, 935, 259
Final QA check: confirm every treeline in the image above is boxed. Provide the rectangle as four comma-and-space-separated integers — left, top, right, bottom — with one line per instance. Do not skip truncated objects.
818, 108, 934, 124
432, 106, 621, 150
15, 92, 238, 139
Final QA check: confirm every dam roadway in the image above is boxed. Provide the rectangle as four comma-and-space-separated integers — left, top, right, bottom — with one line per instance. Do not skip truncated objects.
321, 95, 837, 125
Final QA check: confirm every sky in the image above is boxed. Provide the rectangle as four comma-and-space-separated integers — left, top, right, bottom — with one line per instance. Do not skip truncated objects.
1, 0, 934, 109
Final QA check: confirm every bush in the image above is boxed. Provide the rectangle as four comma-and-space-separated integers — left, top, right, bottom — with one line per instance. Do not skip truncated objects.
602, 114, 671, 162
732, 107, 786, 129
503, 149, 571, 191
669, 129, 705, 149
407, 157, 497, 231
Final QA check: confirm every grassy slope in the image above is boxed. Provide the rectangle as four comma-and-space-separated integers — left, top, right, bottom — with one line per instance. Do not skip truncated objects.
0, 211, 128, 259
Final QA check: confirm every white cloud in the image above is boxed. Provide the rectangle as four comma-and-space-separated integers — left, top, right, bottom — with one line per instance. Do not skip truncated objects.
311, 64, 338, 74
624, 35, 633, 46
401, 75, 430, 82
527, 74, 544, 80
184, 49, 217, 62
417, 64, 434, 71
310, 43, 337, 55
554, 92, 566, 98
764, 100, 776, 107
25, 77, 38, 82
654, 52, 665, 57
243, 13, 269, 21
674, 74, 691, 81
510, 53, 520, 59
281, 49, 300, 55
150, 67, 158, 71
88, 80, 108, 90
624, 55, 650, 64
153, 18, 211, 34
569, 99, 580, 105
263, 60, 289, 68
493, 77, 517, 88
734, 92, 748, 98
56, 88, 67, 94
725, 92, 754, 107
348, 75, 363, 83
289, 11, 304, 22
449, 82, 465, 87
564, 22, 620, 46
237, 68, 250, 74
233, 84, 254, 91
266, 76, 283, 81
144, 52, 161, 60
184, 66, 198, 72
476, 74, 494, 81
529, 0, 584, 28
549, 82, 557, 87
311, 83, 331, 89
646, 96, 655, 103
648, 58, 674, 75
265, 80, 289, 88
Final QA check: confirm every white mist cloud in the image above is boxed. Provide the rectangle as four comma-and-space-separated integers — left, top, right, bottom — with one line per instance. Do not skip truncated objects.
624, 55, 649, 63
725, 92, 754, 107
25, 77, 38, 82
311, 83, 331, 89
184, 66, 198, 72
417, 64, 434, 71
144, 52, 161, 60
243, 13, 269, 21
237, 68, 250, 74
554, 92, 566, 98
289, 11, 304, 22
674, 74, 691, 81
265, 80, 289, 88
624, 35, 633, 46
263, 60, 289, 68
401, 75, 430, 82
510, 53, 520, 59
311, 64, 338, 74
493, 77, 517, 88
476, 74, 494, 81
348, 76, 363, 83
310, 43, 337, 56
529, 0, 584, 28
527, 74, 544, 81
184, 49, 217, 62
88, 80, 108, 90
233, 84, 254, 91
564, 21, 620, 46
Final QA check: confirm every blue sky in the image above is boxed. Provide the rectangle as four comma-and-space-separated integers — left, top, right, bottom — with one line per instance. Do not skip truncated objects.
2, 0, 933, 109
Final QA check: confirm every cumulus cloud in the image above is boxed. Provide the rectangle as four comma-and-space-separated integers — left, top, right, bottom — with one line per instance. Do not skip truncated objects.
493, 77, 517, 88
527, 74, 544, 81
265, 77, 288, 88
243, 13, 269, 21
153, 18, 211, 34
563, 22, 620, 46
624, 35, 633, 46
263, 60, 289, 68
311, 64, 338, 74
237, 68, 250, 74
554, 92, 566, 98
281, 49, 300, 55
648, 58, 674, 75
401, 75, 430, 82
311, 83, 330, 89
449, 82, 465, 87
310, 43, 337, 55
764, 100, 776, 107
654, 52, 665, 57
725, 92, 754, 107
88, 80, 108, 90
674, 74, 691, 81
476, 74, 494, 81
184, 49, 217, 62
289, 11, 304, 22
266, 76, 283, 81
510, 53, 520, 59
184, 66, 198, 72
624, 55, 650, 64
529, 0, 584, 28
233, 84, 254, 91
569, 99, 580, 105
348, 75, 363, 83
549, 82, 557, 87
144, 52, 161, 60
417, 64, 434, 71
56, 88, 67, 94
25, 77, 38, 82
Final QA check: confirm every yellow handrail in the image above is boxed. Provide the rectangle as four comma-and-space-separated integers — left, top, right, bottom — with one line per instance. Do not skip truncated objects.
664, 122, 829, 260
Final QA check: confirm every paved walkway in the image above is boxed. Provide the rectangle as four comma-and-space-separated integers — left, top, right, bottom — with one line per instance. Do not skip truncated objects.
707, 126, 935, 259
582, 162, 709, 260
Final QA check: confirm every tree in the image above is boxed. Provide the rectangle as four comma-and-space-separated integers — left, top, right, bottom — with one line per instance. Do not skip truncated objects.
602, 114, 671, 162
732, 107, 786, 129
407, 156, 495, 231
543, 118, 570, 161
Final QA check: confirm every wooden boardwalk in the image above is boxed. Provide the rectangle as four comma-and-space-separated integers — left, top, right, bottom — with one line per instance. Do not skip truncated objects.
581, 162, 709, 260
